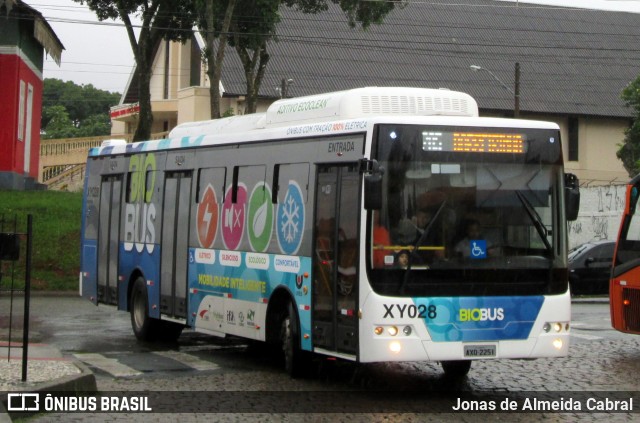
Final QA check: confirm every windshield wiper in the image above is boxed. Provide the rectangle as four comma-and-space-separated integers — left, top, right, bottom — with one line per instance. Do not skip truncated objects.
516, 190, 552, 252
399, 200, 447, 294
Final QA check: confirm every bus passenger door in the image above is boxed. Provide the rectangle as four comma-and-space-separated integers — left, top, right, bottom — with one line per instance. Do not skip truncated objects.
161, 171, 193, 319
313, 163, 360, 356
97, 174, 122, 306
611, 176, 640, 333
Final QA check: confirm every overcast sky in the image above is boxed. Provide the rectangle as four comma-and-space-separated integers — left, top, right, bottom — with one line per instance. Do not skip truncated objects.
38, 0, 640, 96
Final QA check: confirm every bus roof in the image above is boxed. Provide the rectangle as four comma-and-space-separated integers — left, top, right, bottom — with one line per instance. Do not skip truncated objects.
91, 87, 559, 157
168, 87, 478, 139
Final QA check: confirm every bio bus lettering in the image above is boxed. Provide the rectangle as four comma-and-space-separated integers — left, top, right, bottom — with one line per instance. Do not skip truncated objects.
124, 153, 157, 254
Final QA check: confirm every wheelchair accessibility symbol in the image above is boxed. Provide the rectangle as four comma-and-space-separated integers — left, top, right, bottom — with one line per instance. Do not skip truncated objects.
470, 240, 487, 259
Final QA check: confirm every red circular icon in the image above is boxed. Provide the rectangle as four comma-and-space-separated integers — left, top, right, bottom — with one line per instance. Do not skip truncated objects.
197, 185, 218, 248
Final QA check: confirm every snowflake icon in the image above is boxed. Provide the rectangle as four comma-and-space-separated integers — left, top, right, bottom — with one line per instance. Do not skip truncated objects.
277, 181, 305, 255
281, 194, 300, 243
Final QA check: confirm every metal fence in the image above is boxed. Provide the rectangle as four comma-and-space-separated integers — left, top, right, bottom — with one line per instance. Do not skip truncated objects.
1, 214, 33, 381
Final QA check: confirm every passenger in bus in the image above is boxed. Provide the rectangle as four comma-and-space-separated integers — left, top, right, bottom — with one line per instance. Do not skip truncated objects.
372, 211, 392, 268
394, 208, 431, 244
394, 207, 445, 264
454, 219, 495, 259
396, 250, 410, 268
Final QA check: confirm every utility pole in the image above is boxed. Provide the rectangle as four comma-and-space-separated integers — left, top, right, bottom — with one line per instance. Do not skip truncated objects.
280, 78, 293, 99
470, 63, 521, 118
514, 62, 520, 118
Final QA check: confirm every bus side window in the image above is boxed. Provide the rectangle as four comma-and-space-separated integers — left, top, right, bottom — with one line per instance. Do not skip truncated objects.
144, 170, 155, 203
196, 168, 227, 203
272, 164, 280, 204
126, 171, 134, 203
627, 193, 640, 242
275, 163, 310, 203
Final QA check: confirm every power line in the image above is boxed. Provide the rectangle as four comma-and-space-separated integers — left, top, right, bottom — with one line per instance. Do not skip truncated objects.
23, 0, 640, 93
20, 1, 640, 42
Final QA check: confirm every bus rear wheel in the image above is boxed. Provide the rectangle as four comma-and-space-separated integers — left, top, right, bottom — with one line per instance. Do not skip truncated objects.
441, 360, 472, 378
130, 277, 159, 341
281, 302, 311, 378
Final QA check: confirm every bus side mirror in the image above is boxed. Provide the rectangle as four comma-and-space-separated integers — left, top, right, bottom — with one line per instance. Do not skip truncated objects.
361, 158, 384, 210
565, 173, 580, 221
364, 174, 382, 210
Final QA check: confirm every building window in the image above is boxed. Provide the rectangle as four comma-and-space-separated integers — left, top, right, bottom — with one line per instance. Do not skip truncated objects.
190, 38, 201, 87
568, 116, 579, 162
163, 40, 170, 100
17, 80, 25, 141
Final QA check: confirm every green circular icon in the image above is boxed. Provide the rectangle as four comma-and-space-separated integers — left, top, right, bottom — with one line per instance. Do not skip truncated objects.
248, 183, 274, 252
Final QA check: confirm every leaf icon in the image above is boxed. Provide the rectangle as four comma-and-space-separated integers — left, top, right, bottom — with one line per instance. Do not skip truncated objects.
253, 201, 267, 236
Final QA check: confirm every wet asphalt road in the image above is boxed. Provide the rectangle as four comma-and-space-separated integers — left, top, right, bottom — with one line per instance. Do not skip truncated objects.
1, 294, 639, 422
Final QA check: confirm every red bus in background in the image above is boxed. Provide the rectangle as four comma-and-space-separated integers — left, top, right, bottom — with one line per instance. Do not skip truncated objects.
610, 174, 640, 333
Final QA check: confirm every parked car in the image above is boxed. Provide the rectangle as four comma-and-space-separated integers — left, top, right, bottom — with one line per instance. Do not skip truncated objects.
568, 240, 616, 295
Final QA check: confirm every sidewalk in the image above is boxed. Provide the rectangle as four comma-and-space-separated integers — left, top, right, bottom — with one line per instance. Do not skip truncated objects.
0, 342, 96, 422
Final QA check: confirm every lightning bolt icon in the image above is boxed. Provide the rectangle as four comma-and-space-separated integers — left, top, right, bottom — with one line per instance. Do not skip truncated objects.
203, 202, 213, 238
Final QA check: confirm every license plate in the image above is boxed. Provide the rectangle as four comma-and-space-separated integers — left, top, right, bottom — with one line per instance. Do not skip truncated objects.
463, 344, 496, 358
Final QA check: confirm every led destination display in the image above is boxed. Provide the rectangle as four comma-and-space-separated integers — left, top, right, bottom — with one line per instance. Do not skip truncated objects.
423, 131, 526, 154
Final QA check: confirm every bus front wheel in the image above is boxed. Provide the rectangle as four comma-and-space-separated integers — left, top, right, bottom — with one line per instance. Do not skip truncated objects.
281, 302, 311, 378
441, 360, 472, 378
130, 277, 158, 341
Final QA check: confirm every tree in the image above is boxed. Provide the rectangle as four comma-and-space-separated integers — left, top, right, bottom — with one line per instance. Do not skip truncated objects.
74, 0, 197, 141
42, 78, 120, 129
196, 0, 237, 119
618, 75, 640, 177
332, 0, 396, 29
228, 0, 281, 113
77, 113, 113, 137
41, 78, 119, 139
231, 0, 397, 113
197, 0, 397, 116
41, 106, 77, 139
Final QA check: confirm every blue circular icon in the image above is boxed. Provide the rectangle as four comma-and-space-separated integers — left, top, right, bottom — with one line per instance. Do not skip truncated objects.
277, 181, 305, 255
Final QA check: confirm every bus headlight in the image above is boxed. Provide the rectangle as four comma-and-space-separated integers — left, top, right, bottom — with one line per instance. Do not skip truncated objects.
389, 341, 402, 353
543, 322, 569, 333
374, 325, 412, 337
553, 338, 563, 350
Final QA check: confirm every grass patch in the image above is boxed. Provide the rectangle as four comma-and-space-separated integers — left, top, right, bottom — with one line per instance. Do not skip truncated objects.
0, 190, 82, 291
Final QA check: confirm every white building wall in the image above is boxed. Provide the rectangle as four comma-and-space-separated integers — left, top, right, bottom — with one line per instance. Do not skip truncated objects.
569, 184, 627, 248
149, 41, 167, 100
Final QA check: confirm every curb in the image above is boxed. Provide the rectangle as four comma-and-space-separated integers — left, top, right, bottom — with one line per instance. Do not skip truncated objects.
1, 360, 96, 421
571, 297, 609, 304
32, 360, 97, 393
0, 291, 77, 298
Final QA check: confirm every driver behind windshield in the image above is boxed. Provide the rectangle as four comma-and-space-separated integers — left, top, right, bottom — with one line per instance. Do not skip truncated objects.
392, 192, 446, 265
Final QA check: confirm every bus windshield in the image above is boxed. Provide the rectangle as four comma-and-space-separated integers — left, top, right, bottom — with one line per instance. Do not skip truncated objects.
368, 124, 568, 297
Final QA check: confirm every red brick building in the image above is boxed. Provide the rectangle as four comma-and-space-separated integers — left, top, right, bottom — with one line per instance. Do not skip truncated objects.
0, 0, 63, 189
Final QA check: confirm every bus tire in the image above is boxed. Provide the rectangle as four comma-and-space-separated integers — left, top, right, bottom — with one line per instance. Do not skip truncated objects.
281, 302, 310, 378
158, 321, 183, 343
130, 277, 158, 341
441, 360, 472, 378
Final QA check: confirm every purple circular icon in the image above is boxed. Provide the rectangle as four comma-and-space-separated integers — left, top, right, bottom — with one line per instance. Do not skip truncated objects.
221, 183, 247, 250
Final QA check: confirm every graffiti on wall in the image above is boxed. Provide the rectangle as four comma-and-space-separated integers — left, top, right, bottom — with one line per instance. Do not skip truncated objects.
568, 184, 626, 248
596, 184, 625, 213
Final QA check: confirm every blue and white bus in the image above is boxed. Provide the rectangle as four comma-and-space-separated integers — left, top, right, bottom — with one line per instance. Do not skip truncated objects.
80, 87, 579, 377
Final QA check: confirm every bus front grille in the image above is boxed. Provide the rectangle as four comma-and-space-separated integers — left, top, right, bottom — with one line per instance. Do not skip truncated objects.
622, 288, 640, 332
